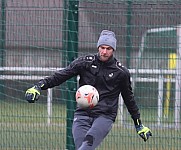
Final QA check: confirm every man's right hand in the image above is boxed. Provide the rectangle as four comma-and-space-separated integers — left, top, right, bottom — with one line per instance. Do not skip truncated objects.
25, 85, 41, 103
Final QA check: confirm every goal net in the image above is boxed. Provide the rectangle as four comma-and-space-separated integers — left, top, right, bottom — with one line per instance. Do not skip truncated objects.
128, 26, 181, 129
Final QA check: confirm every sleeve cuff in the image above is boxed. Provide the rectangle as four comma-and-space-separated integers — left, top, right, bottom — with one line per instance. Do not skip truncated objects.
133, 118, 142, 126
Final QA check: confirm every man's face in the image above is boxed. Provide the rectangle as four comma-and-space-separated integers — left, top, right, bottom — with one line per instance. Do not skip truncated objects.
98, 45, 114, 62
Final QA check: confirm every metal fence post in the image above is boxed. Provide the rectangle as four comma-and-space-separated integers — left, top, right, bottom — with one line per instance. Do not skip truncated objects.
66, 1, 79, 149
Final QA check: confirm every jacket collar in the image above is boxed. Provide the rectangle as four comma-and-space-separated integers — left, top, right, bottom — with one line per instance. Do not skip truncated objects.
96, 53, 115, 65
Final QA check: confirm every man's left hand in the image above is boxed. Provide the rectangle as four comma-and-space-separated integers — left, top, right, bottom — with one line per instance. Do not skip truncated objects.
135, 124, 152, 142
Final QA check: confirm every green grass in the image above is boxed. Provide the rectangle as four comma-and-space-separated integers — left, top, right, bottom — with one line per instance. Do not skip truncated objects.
0, 100, 180, 150
0, 101, 67, 149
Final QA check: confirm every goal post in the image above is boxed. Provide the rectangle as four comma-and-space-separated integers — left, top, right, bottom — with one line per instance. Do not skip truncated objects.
175, 25, 181, 129
132, 25, 181, 129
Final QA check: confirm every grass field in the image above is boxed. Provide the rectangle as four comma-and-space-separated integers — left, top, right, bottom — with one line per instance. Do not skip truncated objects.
0, 100, 180, 150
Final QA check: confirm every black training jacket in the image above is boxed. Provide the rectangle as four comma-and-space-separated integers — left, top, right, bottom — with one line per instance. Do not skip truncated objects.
39, 53, 140, 122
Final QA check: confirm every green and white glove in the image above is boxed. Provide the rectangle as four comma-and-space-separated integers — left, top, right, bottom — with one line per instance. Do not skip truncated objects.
25, 85, 42, 103
134, 119, 152, 142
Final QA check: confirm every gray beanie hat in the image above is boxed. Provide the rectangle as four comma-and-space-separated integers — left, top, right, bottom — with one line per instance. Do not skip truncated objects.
97, 30, 117, 50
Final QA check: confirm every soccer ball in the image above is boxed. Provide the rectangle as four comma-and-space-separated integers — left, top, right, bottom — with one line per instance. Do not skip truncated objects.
75, 85, 99, 108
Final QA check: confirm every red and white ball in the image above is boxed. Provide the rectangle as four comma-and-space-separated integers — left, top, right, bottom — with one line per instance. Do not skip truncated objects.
75, 85, 99, 108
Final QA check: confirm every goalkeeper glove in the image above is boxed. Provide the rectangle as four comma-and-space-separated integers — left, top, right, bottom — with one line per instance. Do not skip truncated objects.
134, 119, 152, 142
25, 84, 42, 103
